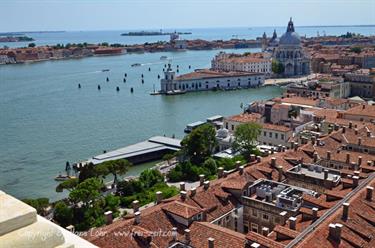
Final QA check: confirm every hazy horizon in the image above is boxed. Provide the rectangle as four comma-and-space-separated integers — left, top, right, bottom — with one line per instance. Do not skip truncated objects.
1, 0, 374, 33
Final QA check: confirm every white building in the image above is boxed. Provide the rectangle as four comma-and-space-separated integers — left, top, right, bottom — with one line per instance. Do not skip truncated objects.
160, 65, 265, 94
211, 52, 272, 75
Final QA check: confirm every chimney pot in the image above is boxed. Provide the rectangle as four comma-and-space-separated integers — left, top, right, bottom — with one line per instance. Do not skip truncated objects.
184, 229, 191, 243
223, 170, 229, 178
250, 154, 256, 162
208, 237, 215, 248
346, 153, 350, 164
218, 167, 224, 178
104, 211, 113, 225
180, 190, 187, 200
132, 200, 140, 212
239, 165, 244, 175
289, 216, 297, 230
342, 202, 350, 220
349, 122, 353, 128
235, 161, 241, 170
358, 156, 362, 166
256, 156, 262, 162
204, 181, 210, 190
180, 182, 186, 191
366, 186, 374, 201
277, 166, 283, 182
358, 137, 362, 145
329, 223, 342, 243
312, 207, 318, 219
324, 169, 329, 180
313, 152, 318, 162
342, 126, 346, 133
190, 187, 196, 196
352, 176, 359, 186
367, 130, 371, 137
156, 191, 163, 204
262, 227, 269, 237
199, 174, 205, 186
172, 227, 178, 241
134, 211, 141, 224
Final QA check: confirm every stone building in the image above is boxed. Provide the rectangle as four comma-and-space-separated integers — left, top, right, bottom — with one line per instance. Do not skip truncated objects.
272, 18, 311, 77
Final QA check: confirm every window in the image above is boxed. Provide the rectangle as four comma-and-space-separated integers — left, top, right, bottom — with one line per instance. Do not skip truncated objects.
244, 225, 249, 233
263, 213, 269, 221
281, 134, 285, 140
225, 123, 228, 129
252, 209, 257, 217
251, 223, 258, 233
275, 133, 278, 139
269, 132, 272, 138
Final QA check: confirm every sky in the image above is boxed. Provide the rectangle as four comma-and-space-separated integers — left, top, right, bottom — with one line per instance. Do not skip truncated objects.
0, 0, 374, 32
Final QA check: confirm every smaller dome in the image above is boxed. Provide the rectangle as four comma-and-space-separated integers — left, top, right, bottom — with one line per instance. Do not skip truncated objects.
216, 128, 229, 139
279, 32, 301, 45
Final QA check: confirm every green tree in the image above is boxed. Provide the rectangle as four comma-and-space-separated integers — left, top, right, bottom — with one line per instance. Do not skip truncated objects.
69, 178, 103, 208
22, 198, 49, 215
139, 169, 164, 188
350, 47, 362, 54
104, 194, 120, 214
202, 158, 217, 175
99, 159, 131, 185
28, 43, 36, 48
54, 201, 73, 227
162, 153, 175, 165
56, 178, 79, 193
181, 124, 217, 165
272, 60, 284, 74
232, 122, 262, 159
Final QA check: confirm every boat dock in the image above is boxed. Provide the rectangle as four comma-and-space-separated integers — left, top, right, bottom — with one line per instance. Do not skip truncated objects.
87, 136, 181, 165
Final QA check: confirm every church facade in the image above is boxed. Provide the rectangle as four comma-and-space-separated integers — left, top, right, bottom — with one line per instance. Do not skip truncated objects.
264, 18, 311, 77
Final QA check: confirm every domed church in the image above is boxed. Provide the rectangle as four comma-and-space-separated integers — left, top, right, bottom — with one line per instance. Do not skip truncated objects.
272, 18, 310, 77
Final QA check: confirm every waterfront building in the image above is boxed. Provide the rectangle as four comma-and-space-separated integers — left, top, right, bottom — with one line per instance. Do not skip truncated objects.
160, 64, 264, 94
272, 18, 311, 77
211, 51, 272, 75
345, 68, 375, 99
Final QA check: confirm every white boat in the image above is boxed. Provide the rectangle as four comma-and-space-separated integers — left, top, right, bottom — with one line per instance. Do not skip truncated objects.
131, 63, 142, 67
54, 174, 77, 181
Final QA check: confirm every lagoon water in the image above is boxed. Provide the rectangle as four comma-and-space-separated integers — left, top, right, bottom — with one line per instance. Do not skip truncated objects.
0, 47, 282, 201
0, 25, 373, 201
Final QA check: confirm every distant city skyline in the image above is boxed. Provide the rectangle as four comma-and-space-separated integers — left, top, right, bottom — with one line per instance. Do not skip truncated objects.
0, 0, 374, 32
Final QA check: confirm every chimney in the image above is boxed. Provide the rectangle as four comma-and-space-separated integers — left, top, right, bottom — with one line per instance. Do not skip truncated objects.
156, 191, 163, 204
250, 154, 256, 162
277, 166, 283, 182
172, 227, 178, 241
312, 207, 318, 219
282, 146, 287, 152
134, 211, 141, 224
311, 136, 316, 145
367, 130, 371, 137
239, 165, 244, 175
132, 200, 140, 212
262, 227, 269, 237
180, 190, 187, 200
66, 225, 75, 232
349, 121, 353, 129
342, 126, 346, 133
256, 156, 262, 162
354, 171, 360, 177
104, 211, 113, 225
346, 153, 350, 164
362, 104, 366, 109
329, 223, 343, 243
235, 161, 241, 170
355, 129, 359, 135
313, 152, 318, 163
204, 181, 210, 190
342, 202, 350, 220
316, 138, 321, 146
367, 160, 373, 166
352, 176, 359, 187
366, 186, 373, 201
271, 157, 276, 167
199, 174, 205, 186
351, 162, 357, 170
271, 147, 275, 154
358, 137, 362, 146
294, 142, 299, 151
223, 170, 229, 178
178, 182, 185, 191
289, 217, 297, 230
190, 187, 196, 197
327, 151, 331, 160
324, 169, 329, 180
278, 144, 282, 152
184, 229, 191, 244
358, 156, 362, 166
334, 124, 339, 131
208, 237, 215, 248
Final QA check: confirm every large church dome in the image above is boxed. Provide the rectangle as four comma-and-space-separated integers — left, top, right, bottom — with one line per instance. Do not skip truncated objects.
279, 18, 301, 45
